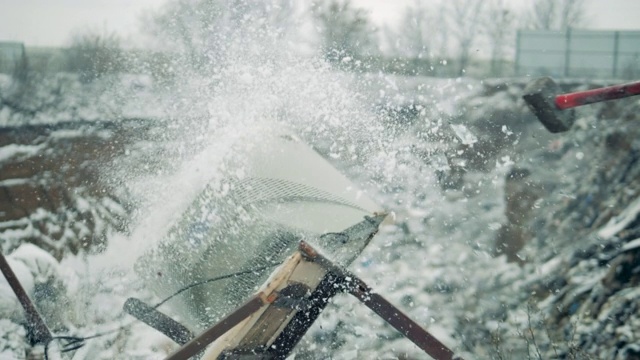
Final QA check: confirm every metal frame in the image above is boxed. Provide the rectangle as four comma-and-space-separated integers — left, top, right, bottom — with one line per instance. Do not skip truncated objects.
160, 241, 459, 360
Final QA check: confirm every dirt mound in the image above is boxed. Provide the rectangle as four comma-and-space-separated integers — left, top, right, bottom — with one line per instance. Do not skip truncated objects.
0, 120, 160, 258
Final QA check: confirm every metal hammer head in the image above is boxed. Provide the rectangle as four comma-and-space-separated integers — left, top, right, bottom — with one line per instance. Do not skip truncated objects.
523, 77, 576, 133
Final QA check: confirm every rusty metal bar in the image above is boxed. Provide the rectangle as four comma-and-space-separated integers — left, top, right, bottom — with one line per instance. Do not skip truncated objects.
298, 241, 459, 360
165, 293, 267, 360
0, 250, 52, 345
350, 285, 457, 360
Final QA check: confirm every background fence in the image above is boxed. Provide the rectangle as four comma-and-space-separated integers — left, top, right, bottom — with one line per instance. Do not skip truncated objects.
515, 29, 640, 79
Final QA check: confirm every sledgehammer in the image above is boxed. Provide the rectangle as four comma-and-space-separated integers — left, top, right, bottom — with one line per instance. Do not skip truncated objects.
523, 77, 640, 133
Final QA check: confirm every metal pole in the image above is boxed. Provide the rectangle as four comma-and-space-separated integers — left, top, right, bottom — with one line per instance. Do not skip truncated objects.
515, 30, 521, 76
350, 285, 458, 360
298, 241, 459, 360
613, 31, 620, 78
0, 250, 52, 345
564, 28, 572, 77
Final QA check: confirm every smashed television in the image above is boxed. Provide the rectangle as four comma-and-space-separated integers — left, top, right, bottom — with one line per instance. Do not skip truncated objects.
134, 127, 386, 333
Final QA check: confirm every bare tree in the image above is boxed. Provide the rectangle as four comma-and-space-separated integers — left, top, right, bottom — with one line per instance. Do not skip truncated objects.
433, 3, 450, 61
557, 0, 588, 29
144, 0, 226, 68
447, 0, 485, 76
483, 0, 516, 76
312, 0, 377, 64
387, 1, 433, 59
144, 0, 300, 70
66, 28, 123, 82
528, 0, 556, 30
528, 0, 587, 30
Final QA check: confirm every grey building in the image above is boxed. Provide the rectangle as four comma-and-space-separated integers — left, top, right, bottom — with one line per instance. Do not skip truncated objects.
0, 41, 26, 73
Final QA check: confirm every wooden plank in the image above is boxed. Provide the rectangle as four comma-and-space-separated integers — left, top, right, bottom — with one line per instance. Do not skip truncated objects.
232, 257, 327, 351
237, 306, 291, 349
201, 253, 302, 359
165, 294, 266, 360
288, 259, 326, 289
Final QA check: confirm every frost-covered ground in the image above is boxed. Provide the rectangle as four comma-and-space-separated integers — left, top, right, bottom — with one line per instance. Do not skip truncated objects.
1, 65, 640, 360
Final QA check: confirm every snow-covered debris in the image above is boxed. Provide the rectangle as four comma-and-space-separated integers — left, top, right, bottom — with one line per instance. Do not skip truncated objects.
598, 196, 640, 239
0, 74, 172, 127
450, 124, 478, 146
0, 320, 27, 360
0, 144, 43, 163
8, 243, 60, 285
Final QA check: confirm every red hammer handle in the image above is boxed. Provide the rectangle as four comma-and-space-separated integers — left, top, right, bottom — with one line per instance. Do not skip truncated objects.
555, 80, 640, 110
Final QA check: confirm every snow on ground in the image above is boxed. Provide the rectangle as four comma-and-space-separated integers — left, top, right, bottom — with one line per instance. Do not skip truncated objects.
1, 54, 640, 359
0, 144, 44, 163
0, 73, 171, 127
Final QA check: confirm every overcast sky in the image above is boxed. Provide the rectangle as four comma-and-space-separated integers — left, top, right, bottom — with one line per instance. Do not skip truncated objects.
0, 0, 639, 47
355, 0, 640, 31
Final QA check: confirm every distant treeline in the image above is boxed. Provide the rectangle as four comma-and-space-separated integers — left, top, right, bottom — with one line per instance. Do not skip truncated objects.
5, 0, 592, 81
1, 44, 516, 83
0, 44, 176, 83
